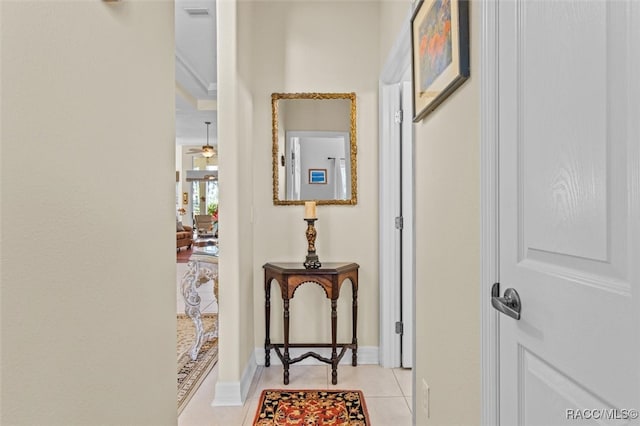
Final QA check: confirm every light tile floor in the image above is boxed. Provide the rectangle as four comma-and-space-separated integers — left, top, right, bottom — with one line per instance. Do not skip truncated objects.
177, 263, 414, 426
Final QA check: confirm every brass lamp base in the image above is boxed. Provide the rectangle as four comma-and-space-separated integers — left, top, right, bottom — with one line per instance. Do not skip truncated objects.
304, 219, 322, 269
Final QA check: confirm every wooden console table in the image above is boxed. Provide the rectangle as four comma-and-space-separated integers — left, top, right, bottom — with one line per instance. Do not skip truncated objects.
263, 262, 359, 385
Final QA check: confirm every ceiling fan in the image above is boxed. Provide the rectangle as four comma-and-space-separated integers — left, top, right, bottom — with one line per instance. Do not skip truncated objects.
186, 121, 216, 158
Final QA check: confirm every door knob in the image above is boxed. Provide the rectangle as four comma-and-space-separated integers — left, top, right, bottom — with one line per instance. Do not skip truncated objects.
491, 283, 521, 320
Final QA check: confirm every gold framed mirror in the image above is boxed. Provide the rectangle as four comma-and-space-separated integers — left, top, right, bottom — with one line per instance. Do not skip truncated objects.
272, 92, 357, 205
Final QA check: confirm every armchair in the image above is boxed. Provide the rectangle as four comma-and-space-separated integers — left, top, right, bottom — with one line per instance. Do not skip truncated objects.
177, 221, 193, 251
194, 215, 214, 238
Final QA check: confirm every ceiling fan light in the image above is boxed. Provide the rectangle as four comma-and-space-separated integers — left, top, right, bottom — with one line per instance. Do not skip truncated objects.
200, 121, 215, 158
202, 146, 215, 158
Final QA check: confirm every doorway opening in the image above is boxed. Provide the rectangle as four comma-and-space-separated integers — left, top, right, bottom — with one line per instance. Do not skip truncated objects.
174, 0, 220, 418
379, 6, 416, 421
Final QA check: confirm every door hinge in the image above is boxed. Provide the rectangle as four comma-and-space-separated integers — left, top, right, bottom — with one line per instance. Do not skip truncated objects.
395, 321, 404, 334
394, 110, 403, 124
395, 216, 404, 230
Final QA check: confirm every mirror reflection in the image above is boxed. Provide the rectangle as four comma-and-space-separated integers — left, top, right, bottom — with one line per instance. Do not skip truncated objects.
272, 93, 357, 205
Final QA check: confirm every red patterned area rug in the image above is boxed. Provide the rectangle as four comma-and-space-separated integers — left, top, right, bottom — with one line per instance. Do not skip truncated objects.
252, 389, 370, 426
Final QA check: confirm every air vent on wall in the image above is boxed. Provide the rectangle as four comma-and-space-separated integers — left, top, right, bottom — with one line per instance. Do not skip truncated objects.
184, 7, 210, 16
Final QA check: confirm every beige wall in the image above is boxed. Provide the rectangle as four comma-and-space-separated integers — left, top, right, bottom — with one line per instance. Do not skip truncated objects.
379, 0, 413, 68
244, 1, 381, 353
281, 98, 351, 132
413, 1, 481, 425
0, 1, 176, 425
237, 0, 256, 378
216, 0, 256, 387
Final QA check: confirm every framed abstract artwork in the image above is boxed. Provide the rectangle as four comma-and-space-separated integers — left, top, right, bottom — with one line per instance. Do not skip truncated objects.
411, 0, 470, 122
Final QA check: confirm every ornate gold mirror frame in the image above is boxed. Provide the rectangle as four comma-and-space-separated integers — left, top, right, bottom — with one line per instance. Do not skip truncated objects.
272, 92, 357, 205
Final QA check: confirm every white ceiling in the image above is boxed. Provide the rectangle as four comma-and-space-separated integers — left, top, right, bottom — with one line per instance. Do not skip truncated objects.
175, 0, 217, 147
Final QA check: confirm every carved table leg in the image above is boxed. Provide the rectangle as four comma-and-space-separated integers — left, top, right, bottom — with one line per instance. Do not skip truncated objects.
283, 299, 290, 385
181, 260, 218, 361
265, 277, 271, 367
331, 299, 338, 385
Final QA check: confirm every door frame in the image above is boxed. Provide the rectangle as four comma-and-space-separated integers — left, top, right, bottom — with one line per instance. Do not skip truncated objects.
379, 82, 402, 369
480, 0, 500, 424
378, 7, 413, 369
399, 79, 414, 369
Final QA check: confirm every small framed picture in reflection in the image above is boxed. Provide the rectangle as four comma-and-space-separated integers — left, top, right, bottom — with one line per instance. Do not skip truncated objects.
309, 169, 327, 184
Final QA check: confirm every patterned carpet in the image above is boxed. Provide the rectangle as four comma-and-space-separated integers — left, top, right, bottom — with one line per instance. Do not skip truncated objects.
177, 313, 218, 414
252, 390, 370, 425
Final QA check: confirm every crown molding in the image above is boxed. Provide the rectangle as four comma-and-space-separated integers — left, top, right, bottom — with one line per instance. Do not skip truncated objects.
176, 48, 216, 98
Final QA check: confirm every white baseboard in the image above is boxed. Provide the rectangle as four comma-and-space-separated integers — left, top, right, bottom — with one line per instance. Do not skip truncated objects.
211, 381, 242, 407
253, 346, 379, 366
212, 351, 258, 407
240, 351, 258, 401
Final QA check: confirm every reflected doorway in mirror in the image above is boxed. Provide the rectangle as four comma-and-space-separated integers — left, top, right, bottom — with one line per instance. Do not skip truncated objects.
285, 131, 349, 201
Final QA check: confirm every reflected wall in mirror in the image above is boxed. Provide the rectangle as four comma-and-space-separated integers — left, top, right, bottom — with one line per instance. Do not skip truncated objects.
272, 92, 357, 205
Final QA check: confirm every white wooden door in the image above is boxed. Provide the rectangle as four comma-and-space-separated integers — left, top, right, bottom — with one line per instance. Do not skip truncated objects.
497, 1, 640, 425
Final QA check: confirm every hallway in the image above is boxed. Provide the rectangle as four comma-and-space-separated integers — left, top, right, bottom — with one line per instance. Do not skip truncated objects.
176, 263, 413, 425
